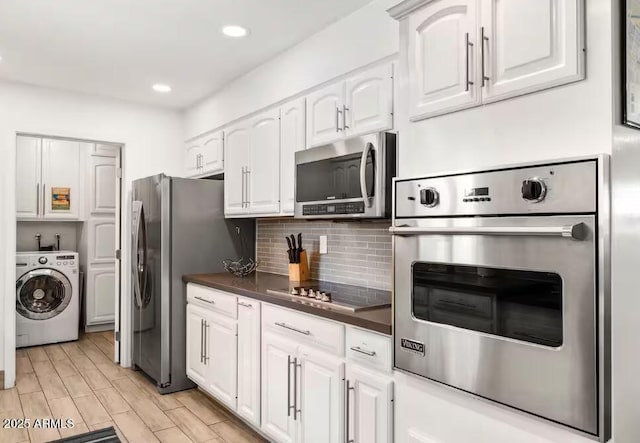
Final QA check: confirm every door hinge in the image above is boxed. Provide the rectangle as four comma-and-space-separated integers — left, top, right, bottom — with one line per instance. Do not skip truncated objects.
115, 331, 120, 341
115, 249, 121, 260
116, 167, 122, 178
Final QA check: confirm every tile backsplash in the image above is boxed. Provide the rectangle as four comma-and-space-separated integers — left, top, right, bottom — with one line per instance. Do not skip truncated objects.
256, 219, 392, 290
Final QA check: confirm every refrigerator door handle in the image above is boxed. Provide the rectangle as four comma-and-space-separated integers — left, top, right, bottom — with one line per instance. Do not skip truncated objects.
132, 201, 144, 308
159, 177, 172, 387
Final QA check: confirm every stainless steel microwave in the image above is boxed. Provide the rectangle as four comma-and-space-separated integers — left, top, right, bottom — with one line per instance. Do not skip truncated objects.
294, 132, 396, 219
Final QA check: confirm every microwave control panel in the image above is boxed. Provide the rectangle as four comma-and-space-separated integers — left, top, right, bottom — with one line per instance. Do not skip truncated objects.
302, 202, 365, 216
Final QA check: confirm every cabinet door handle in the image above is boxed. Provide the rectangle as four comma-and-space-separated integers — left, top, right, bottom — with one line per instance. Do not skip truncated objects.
465, 32, 474, 92
195, 296, 215, 305
245, 168, 251, 208
203, 321, 209, 363
336, 107, 343, 132
200, 318, 204, 363
294, 358, 301, 420
241, 167, 245, 207
343, 105, 349, 130
287, 355, 293, 417
238, 301, 253, 308
346, 379, 355, 443
350, 346, 376, 357
36, 184, 40, 216
275, 322, 310, 336
481, 27, 490, 87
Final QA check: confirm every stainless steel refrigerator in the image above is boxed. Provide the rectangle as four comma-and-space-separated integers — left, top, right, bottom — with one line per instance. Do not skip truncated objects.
131, 174, 254, 394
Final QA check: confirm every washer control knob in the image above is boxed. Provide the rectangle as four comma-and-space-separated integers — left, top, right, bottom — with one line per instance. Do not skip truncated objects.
521, 178, 547, 202
38, 257, 47, 265
420, 187, 439, 207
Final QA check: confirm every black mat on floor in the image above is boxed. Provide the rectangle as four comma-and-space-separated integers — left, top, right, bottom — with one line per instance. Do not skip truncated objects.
52, 426, 120, 443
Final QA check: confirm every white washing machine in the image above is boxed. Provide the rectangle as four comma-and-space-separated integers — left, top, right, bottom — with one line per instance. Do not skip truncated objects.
15, 251, 80, 347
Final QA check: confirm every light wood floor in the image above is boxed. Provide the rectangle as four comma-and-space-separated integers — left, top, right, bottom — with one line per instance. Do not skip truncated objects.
0, 332, 266, 443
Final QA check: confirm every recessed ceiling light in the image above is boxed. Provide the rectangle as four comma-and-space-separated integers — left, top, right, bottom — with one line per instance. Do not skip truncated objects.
152, 83, 171, 93
221, 25, 248, 38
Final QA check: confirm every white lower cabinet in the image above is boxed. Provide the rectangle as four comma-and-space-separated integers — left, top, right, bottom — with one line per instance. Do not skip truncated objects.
261, 331, 298, 443
299, 348, 344, 443
185, 285, 261, 429
206, 312, 238, 409
186, 286, 394, 443
346, 364, 394, 443
186, 304, 210, 386
237, 297, 261, 426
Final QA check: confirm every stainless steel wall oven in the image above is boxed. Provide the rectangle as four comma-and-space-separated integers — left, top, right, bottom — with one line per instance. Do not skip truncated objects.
390, 157, 610, 440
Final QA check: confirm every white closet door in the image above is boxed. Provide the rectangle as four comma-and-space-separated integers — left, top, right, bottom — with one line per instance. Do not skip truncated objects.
88, 218, 116, 264
42, 139, 82, 219
408, 0, 481, 120
86, 265, 116, 325
345, 64, 393, 137
90, 155, 117, 215
480, 0, 584, 103
16, 136, 42, 219
280, 98, 306, 215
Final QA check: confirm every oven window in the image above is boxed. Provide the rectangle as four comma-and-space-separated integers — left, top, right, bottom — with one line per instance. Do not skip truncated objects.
296, 150, 374, 202
412, 263, 563, 347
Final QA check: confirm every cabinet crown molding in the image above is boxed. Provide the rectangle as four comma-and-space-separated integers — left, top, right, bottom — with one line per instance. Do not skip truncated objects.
387, 0, 434, 20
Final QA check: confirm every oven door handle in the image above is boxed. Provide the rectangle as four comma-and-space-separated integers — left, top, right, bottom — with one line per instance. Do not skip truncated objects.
360, 142, 374, 208
389, 223, 586, 240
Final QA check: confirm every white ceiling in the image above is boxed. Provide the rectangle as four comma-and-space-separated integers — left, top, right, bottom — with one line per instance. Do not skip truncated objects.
0, 0, 373, 109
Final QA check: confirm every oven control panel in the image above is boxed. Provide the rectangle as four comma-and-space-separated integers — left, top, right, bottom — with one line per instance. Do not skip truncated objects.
395, 159, 598, 217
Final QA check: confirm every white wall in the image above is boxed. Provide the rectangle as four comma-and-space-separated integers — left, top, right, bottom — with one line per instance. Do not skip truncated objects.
395, 0, 614, 179
184, 0, 399, 140
0, 80, 183, 387
16, 221, 81, 252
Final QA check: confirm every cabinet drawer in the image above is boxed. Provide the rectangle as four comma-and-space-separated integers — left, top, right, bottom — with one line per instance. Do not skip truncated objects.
346, 326, 392, 373
187, 283, 237, 319
262, 304, 344, 356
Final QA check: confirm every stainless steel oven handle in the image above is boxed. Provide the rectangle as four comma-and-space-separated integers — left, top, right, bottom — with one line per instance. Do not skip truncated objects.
389, 223, 586, 240
359, 142, 374, 208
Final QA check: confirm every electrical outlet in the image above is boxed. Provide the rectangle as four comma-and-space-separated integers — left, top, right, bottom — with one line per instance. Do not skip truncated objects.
319, 235, 328, 254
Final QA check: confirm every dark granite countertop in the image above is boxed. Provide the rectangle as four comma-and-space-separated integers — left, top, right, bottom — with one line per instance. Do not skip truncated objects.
183, 272, 392, 335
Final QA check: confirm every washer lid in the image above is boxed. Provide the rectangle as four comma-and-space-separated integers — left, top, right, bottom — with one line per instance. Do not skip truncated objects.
16, 269, 72, 320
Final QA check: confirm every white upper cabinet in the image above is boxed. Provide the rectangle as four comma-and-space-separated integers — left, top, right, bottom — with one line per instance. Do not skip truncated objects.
184, 141, 202, 177
16, 136, 42, 219
306, 63, 395, 148
306, 82, 345, 148
16, 136, 84, 220
407, 0, 481, 120
89, 155, 117, 215
480, 0, 584, 103
345, 64, 394, 137
184, 131, 224, 178
391, 0, 585, 120
224, 123, 251, 216
201, 131, 224, 175
280, 98, 306, 215
249, 109, 281, 215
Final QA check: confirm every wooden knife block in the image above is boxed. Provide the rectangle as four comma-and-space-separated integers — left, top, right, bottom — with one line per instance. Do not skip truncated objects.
288, 250, 309, 282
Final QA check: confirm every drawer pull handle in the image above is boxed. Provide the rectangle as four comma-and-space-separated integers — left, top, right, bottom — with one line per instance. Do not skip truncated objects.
275, 322, 311, 336
238, 301, 253, 308
195, 296, 215, 305
350, 346, 376, 357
